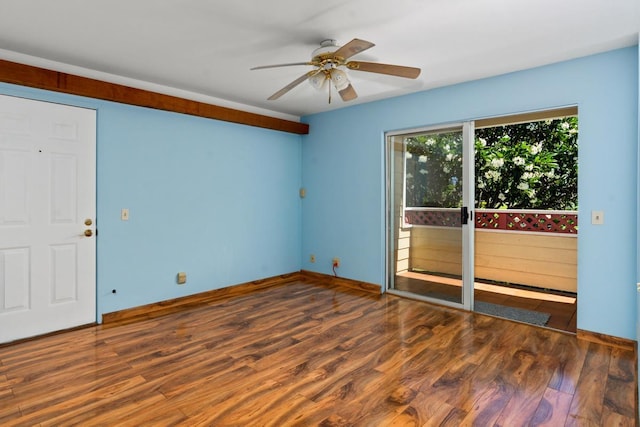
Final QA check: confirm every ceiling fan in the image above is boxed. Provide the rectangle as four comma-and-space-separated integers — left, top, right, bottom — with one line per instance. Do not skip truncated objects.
250, 38, 421, 103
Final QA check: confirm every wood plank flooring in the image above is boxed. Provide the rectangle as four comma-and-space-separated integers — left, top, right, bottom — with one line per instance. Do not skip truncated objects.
394, 272, 577, 332
0, 279, 635, 426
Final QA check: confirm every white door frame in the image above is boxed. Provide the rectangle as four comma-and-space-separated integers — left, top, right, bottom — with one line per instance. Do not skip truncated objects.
384, 121, 475, 310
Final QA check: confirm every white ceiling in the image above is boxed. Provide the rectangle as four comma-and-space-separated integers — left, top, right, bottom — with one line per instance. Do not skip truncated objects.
0, 0, 638, 121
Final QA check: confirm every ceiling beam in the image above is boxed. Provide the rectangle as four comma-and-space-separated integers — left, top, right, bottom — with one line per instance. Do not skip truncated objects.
0, 59, 309, 135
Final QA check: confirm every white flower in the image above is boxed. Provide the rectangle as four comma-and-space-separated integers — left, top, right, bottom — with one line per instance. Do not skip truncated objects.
444, 144, 450, 151
513, 156, 525, 166
477, 182, 485, 189
484, 170, 500, 181
419, 169, 427, 175
418, 155, 427, 163
525, 164, 534, 172
530, 143, 543, 155
478, 138, 487, 146
490, 158, 504, 168
425, 138, 435, 146
561, 122, 570, 130
498, 193, 506, 201
406, 152, 413, 159
446, 153, 454, 161
406, 173, 413, 179
546, 170, 555, 178
522, 172, 534, 180
443, 166, 450, 173
517, 182, 529, 190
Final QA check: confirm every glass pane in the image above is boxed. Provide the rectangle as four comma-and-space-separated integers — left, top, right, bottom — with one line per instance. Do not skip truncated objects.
389, 128, 463, 305
472, 117, 578, 330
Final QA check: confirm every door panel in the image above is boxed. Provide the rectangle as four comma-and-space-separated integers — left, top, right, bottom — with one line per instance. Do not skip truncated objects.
387, 124, 473, 308
1, 248, 30, 311
0, 94, 96, 343
51, 244, 78, 302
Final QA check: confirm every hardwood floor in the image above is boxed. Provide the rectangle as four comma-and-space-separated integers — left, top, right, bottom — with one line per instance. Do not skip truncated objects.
0, 279, 635, 426
394, 272, 577, 333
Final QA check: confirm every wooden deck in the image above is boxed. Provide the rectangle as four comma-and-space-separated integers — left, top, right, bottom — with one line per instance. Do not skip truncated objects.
0, 279, 634, 426
394, 271, 577, 332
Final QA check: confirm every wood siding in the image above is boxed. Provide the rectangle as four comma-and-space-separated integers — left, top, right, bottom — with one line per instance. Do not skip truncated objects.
409, 226, 577, 293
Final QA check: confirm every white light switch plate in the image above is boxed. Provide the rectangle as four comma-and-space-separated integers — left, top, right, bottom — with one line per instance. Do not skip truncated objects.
591, 210, 604, 225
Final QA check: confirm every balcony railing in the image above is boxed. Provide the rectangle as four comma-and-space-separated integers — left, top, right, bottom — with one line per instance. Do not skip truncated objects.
400, 207, 578, 292
404, 207, 578, 234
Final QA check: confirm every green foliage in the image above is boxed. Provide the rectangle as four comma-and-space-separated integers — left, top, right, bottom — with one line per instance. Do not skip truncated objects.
405, 117, 578, 210
405, 130, 463, 208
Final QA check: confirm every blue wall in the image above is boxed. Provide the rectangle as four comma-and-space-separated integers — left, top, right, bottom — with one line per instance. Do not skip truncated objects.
0, 83, 303, 319
1, 46, 638, 340
301, 46, 639, 340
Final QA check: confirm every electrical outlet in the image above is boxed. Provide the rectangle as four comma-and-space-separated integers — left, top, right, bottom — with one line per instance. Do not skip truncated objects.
121, 208, 129, 221
332, 258, 340, 268
177, 272, 187, 284
310, 254, 316, 263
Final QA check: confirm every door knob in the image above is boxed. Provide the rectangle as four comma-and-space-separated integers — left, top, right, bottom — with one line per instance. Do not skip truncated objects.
84, 229, 93, 237
85, 219, 93, 226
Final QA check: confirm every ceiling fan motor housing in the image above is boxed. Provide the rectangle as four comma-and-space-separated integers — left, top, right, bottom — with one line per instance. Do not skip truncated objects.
312, 39, 341, 62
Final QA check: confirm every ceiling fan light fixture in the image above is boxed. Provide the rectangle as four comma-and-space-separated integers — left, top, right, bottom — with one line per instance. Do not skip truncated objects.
251, 38, 421, 102
330, 69, 350, 91
308, 72, 327, 90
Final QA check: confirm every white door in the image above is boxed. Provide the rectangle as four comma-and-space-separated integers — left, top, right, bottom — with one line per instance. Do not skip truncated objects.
0, 94, 96, 343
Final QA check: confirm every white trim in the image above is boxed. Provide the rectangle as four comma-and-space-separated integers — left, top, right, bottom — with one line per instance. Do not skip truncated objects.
406, 207, 578, 215
476, 208, 578, 215
462, 121, 475, 310
474, 228, 578, 238
383, 134, 392, 293
385, 122, 466, 138
404, 207, 461, 212
386, 289, 463, 309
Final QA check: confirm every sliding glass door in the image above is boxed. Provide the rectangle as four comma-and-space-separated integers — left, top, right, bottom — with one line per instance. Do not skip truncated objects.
386, 123, 474, 309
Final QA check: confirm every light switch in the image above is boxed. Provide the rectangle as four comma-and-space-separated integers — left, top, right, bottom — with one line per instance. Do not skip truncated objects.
121, 208, 129, 221
591, 210, 604, 225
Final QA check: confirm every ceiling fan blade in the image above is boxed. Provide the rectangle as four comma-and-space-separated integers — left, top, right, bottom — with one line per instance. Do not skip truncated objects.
267, 70, 320, 100
251, 62, 313, 70
332, 38, 375, 60
347, 61, 421, 79
338, 84, 358, 102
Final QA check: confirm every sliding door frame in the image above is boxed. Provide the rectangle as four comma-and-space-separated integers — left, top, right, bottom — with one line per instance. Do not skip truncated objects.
384, 121, 475, 310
